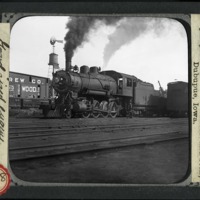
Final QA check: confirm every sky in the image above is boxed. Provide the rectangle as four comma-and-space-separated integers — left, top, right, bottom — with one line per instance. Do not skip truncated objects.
10, 16, 188, 90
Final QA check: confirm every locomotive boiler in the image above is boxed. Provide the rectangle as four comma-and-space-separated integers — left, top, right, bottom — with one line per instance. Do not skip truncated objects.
52, 66, 117, 96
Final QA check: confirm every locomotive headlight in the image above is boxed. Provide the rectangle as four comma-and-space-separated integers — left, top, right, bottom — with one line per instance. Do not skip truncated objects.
59, 76, 66, 85
54, 77, 60, 83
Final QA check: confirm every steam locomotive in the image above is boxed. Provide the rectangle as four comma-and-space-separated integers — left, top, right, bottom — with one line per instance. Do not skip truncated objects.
40, 60, 167, 118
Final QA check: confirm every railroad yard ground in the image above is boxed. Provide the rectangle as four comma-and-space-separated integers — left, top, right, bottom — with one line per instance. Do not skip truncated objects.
9, 116, 189, 184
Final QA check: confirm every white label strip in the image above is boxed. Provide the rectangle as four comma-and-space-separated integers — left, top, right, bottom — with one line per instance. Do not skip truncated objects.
192, 14, 200, 183
0, 23, 10, 168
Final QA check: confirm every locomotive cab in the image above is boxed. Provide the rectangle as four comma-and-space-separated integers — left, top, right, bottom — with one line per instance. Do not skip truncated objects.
101, 70, 137, 97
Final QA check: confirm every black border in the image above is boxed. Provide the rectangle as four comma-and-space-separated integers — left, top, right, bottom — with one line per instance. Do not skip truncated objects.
0, 2, 200, 14
0, 1, 199, 199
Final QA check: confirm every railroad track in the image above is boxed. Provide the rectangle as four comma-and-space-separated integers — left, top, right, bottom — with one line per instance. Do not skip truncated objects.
9, 122, 186, 137
9, 117, 187, 132
9, 117, 189, 161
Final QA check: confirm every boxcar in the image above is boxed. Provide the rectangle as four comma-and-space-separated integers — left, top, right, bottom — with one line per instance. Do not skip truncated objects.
9, 71, 51, 109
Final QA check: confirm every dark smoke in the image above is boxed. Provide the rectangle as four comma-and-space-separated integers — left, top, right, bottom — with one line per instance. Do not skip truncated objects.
64, 16, 123, 62
103, 18, 173, 67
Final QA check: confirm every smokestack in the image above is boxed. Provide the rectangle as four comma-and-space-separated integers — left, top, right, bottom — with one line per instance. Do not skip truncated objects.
65, 59, 71, 71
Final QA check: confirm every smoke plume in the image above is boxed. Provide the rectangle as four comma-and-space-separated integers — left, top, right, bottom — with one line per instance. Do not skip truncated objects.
103, 17, 168, 67
64, 17, 173, 67
64, 16, 123, 62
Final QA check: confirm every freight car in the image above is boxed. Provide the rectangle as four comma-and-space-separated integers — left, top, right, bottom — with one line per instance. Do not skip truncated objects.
40, 63, 166, 118
9, 71, 51, 109
167, 81, 188, 117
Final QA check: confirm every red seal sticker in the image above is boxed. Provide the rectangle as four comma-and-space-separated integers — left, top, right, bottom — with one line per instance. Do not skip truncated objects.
0, 165, 11, 195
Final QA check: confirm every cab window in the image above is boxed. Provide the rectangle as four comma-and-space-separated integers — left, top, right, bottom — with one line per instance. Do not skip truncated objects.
127, 78, 132, 87
118, 78, 123, 89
